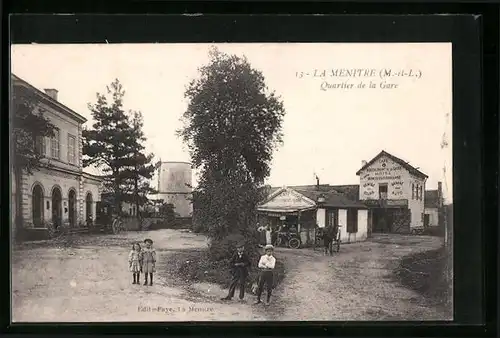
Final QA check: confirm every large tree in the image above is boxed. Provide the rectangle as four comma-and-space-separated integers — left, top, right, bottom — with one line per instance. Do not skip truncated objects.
11, 84, 56, 231
179, 47, 285, 251
83, 79, 154, 214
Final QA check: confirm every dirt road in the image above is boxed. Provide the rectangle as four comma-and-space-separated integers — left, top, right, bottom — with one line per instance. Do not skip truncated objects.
12, 230, 450, 322
271, 234, 451, 321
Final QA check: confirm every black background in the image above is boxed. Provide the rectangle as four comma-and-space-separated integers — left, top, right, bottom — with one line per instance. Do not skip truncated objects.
2, 1, 498, 337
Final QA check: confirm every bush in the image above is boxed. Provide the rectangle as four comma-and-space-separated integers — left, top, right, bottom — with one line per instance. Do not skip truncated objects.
208, 233, 247, 261
176, 248, 287, 292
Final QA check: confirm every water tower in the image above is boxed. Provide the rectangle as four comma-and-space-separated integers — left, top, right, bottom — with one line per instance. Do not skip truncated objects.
155, 161, 193, 218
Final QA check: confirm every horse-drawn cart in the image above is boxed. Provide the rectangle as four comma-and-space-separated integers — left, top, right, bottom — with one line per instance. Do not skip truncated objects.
314, 225, 342, 254
91, 201, 126, 234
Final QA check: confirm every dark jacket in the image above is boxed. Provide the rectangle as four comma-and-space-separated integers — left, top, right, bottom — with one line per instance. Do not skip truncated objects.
229, 252, 251, 277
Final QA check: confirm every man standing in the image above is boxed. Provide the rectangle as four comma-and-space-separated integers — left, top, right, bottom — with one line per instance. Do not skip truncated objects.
221, 243, 251, 301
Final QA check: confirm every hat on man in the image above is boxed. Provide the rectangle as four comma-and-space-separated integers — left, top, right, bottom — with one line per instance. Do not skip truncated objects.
264, 244, 274, 251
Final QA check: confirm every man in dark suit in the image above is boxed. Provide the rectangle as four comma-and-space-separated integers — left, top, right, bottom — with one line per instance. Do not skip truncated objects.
221, 243, 251, 301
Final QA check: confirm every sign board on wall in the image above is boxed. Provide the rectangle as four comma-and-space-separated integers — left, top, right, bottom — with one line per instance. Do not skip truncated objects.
259, 189, 315, 211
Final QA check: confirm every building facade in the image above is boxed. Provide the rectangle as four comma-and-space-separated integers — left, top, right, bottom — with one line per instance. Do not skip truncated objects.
424, 182, 444, 227
11, 74, 102, 236
356, 150, 428, 233
151, 161, 193, 218
258, 186, 369, 244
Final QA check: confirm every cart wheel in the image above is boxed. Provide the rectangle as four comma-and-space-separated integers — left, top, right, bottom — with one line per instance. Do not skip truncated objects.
288, 238, 301, 249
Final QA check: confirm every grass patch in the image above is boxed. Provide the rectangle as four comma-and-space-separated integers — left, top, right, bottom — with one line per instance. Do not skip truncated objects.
165, 248, 287, 292
393, 246, 451, 306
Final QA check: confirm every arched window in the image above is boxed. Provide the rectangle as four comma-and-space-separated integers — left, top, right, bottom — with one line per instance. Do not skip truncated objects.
32, 184, 44, 228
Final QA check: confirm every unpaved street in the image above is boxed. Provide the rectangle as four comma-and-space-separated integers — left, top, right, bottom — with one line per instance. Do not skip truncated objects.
12, 229, 450, 322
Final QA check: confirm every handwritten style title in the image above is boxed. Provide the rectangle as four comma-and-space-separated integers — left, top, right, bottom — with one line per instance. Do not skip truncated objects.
295, 68, 423, 91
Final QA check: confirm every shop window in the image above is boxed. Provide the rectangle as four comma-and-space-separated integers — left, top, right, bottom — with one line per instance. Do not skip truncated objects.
346, 208, 358, 233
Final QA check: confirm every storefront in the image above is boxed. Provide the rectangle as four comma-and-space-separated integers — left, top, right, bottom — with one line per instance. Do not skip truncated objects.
257, 187, 369, 246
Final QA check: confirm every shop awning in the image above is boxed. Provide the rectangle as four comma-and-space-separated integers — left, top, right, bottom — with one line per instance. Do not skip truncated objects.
257, 187, 317, 214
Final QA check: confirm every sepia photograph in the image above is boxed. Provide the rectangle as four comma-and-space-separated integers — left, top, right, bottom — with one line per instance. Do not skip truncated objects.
10, 42, 453, 322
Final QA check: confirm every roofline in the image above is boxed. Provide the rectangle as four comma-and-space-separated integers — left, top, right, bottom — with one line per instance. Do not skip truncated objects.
82, 171, 104, 182
11, 73, 87, 124
355, 150, 428, 179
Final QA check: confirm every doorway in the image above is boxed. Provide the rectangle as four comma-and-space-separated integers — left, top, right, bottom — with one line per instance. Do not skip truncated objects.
32, 184, 44, 227
51, 187, 62, 229
68, 189, 76, 227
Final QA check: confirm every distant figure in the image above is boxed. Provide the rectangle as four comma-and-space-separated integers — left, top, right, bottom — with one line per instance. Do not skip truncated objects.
221, 243, 251, 301
142, 239, 156, 286
323, 225, 337, 255
255, 244, 276, 305
128, 242, 143, 284
265, 224, 272, 245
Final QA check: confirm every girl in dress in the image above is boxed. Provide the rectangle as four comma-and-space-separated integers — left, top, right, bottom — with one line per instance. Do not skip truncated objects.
142, 238, 156, 286
128, 243, 142, 284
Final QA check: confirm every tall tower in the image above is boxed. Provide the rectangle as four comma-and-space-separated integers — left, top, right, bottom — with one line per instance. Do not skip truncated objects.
156, 161, 193, 218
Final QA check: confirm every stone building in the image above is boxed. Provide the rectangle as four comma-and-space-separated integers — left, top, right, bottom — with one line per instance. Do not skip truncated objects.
11, 74, 102, 238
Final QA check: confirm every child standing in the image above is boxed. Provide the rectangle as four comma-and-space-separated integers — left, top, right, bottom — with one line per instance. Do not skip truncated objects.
142, 238, 156, 286
128, 243, 142, 284
221, 243, 251, 301
255, 244, 276, 305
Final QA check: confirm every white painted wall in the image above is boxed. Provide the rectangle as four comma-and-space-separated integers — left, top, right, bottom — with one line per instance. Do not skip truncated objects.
316, 208, 326, 228
337, 208, 368, 243
358, 154, 426, 228
424, 207, 439, 226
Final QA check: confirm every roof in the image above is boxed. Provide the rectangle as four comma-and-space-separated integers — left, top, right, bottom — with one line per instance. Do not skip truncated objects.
356, 150, 428, 179
425, 190, 440, 208
11, 73, 87, 124
330, 185, 360, 202
294, 188, 367, 209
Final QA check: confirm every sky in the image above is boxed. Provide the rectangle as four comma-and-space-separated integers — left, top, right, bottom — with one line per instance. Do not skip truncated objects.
11, 43, 453, 203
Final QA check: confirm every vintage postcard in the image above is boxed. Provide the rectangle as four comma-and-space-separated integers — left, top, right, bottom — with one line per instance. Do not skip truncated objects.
10, 42, 453, 322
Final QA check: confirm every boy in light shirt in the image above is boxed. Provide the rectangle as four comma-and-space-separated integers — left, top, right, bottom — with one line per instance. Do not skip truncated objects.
254, 244, 276, 305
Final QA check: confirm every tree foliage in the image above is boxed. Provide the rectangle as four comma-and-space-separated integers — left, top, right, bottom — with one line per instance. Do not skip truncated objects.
12, 85, 56, 174
179, 47, 285, 252
83, 80, 155, 213
12, 83, 56, 232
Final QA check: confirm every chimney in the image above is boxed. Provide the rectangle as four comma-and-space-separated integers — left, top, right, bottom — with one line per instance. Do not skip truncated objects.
362, 160, 367, 167
44, 88, 58, 101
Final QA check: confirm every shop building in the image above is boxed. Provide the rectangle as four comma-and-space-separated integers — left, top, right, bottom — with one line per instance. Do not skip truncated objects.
356, 150, 428, 233
257, 186, 369, 245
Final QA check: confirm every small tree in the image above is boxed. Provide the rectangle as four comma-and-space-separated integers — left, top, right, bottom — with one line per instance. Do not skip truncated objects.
178, 47, 285, 259
11, 84, 56, 233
